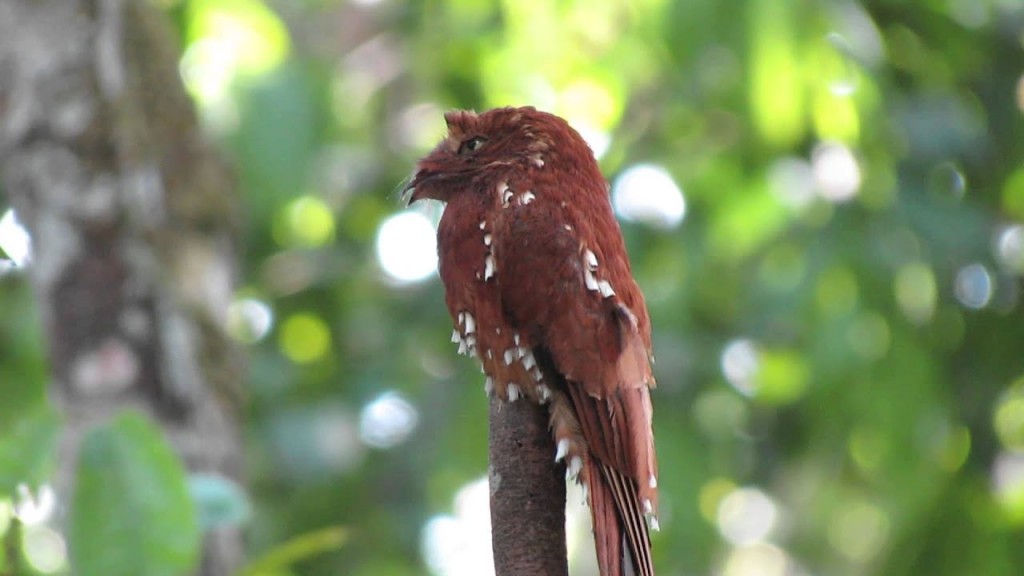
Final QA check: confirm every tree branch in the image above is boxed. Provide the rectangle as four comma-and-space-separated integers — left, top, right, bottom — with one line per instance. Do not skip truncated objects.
489, 396, 568, 576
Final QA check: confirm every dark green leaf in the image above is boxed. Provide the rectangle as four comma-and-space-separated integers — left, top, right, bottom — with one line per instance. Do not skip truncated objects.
0, 405, 59, 494
70, 410, 199, 576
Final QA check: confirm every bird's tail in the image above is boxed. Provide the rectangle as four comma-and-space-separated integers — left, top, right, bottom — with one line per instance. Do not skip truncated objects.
587, 457, 654, 576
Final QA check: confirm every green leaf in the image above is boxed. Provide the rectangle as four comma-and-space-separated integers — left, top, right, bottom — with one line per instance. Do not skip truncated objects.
240, 526, 348, 576
70, 410, 199, 576
0, 405, 60, 494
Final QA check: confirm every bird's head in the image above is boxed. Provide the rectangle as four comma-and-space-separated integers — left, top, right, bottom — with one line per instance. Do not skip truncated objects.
405, 106, 598, 204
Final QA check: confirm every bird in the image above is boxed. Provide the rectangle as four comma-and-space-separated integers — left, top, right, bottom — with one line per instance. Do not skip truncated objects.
406, 106, 658, 576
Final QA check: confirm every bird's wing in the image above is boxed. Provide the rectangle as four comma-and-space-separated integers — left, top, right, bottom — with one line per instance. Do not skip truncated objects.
493, 183, 657, 576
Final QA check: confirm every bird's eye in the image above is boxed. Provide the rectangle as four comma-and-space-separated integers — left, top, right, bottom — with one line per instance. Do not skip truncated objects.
459, 136, 487, 155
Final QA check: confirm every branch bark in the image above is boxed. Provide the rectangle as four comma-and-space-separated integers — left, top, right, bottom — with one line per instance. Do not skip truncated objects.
489, 396, 568, 576
0, 1, 244, 574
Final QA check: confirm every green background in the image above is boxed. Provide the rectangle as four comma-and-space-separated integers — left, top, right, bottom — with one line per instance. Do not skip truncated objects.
2, 0, 1024, 574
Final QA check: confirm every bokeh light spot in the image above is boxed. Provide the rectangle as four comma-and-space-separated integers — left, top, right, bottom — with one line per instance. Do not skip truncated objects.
279, 313, 331, 364
23, 525, 67, 574
991, 451, 1024, 525
939, 425, 971, 472
693, 389, 749, 438
848, 426, 887, 474
422, 477, 494, 576
181, 0, 290, 101
827, 499, 890, 562
376, 210, 438, 284
721, 543, 790, 576
717, 487, 779, 545
1003, 168, 1024, 220
612, 164, 686, 230
0, 209, 32, 268
754, 349, 810, 405
816, 266, 858, 317
226, 297, 273, 343
954, 263, 993, 309
995, 224, 1024, 275
812, 142, 861, 202
994, 379, 1024, 450
721, 339, 760, 397
278, 196, 336, 248
699, 477, 737, 523
358, 391, 419, 449
767, 157, 816, 209
894, 262, 937, 324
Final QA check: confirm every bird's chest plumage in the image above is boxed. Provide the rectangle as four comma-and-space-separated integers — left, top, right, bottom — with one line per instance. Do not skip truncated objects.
436, 177, 554, 403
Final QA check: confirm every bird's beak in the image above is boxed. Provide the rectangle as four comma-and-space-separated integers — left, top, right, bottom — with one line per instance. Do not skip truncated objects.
403, 169, 438, 205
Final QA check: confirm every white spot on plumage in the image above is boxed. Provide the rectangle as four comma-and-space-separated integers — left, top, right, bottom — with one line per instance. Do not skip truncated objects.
479, 220, 486, 230
555, 438, 569, 462
484, 255, 496, 281
649, 474, 657, 489
457, 340, 469, 355
503, 348, 516, 365
486, 349, 493, 360
458, 312, 465, 324
566, 456, 583, 481
483, 233, 492, 247
498, 182, 513, 207
531, 154, 545, 168
584, 249, 598, 269
648, 515, 660, 532
520, 191, 536, 205
643, 499, 653, 515
522, 351, 537, 371
451, 329, 461, 344
507, 383, 521, 402
597, 280, 616, 298
484, 376, 494, 396
532, 368, 543, 381
537, 384, 551, 403
584, 268, 599, 291
513, 332, 520, 346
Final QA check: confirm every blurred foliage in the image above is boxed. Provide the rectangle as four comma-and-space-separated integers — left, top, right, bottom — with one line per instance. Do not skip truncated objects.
2, 0, 1024, 574
70, 412, 200, 576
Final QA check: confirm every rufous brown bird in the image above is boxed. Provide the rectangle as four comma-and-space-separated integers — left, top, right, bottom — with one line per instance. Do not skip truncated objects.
407, 106, 658, 576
